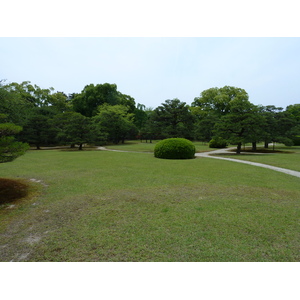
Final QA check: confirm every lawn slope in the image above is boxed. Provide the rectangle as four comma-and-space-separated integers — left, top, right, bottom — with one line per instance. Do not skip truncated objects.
0, 149, 299, 261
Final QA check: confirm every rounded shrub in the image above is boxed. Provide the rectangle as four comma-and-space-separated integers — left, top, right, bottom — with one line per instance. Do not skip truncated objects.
209, 137, 228, 148
154, 138, 196, 159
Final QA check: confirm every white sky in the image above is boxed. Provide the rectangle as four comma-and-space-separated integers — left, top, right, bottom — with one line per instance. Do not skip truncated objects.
1, 1, 300, 112
2, 37, 300, 109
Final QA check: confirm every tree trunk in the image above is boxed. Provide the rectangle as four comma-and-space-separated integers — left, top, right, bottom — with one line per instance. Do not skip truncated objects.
252, 142, 257, 151
36, 144, 40, 150
264, 141, 269, 148
236, 142, 242, 154
78, 143, 83, 150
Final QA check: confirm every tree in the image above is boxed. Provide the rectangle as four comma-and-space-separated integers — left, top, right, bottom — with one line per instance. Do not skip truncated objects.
0, 81, 33, 126
19, 108, 58, 149
3, 81, 54, 107
93, 104, 137, 144
191, 86, 250, 142
47, 91, 73, 113
190, 106, 219, 141
72, 83, 136, 117
192, 86, 249, 116
133, 103, 148, 130
213, 99, 265, 154
260, 105, 298, 149
151, 98, 195, 139
53, 112, 106, 150
0, 114, 29, 163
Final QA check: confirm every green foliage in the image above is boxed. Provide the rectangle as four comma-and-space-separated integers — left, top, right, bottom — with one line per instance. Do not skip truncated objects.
94, 104, 137, 144
0, 114, 29, 163
53, 112, 106, 150
72, 83, 136, 117
154, 138, 195, 159
213, 100, 265, 153
19, 108, 58, 149
292, 136, 300, 146
151, 99, 195, 139
209, 137, 228, 148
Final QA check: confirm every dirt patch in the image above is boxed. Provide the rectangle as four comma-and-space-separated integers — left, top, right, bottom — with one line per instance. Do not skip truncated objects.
0, 178, 29, 204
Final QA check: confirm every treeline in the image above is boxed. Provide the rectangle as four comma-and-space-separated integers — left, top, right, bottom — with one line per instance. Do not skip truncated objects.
1, 80, 300, 155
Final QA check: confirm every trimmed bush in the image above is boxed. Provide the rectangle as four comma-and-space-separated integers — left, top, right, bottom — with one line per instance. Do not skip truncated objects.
154, 138, 195, 159
209, 137, 228, 148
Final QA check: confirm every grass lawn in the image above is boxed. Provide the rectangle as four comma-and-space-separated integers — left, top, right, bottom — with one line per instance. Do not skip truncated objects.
0, 147, 300, 261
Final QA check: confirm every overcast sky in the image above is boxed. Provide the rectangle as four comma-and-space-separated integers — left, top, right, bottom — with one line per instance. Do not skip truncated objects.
1, 37, 300, 110
0, 37, 300, 108
1, 0, 300, 110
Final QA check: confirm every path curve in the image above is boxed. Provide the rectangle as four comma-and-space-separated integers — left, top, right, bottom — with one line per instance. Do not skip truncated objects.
98, 146, 300, 178
195, 147, 300, 178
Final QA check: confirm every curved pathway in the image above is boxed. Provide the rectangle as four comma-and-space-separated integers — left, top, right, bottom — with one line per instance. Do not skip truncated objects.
195, 148, 300, 178
98, 146, 300, 178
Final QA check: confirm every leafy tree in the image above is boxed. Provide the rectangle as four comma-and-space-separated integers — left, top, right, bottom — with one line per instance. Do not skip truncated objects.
191, 86, 250, 141
213, 99, 265, 154
72, 83, 136, 117
151, 98, 195, 139
138, 108, 157, 142
3, 81, 54, 107
0, 81, 33, 126
19, 108, 58, 149
286, 104, 300, 122
190, 107, 219, 141
0, 114, 29, 163
260, 105, 298, 149
133, 103, 148, 130
192, 86, 249, 116
47, 91, 73, 113
53, 112, 106, 150
93, 104, 137, 144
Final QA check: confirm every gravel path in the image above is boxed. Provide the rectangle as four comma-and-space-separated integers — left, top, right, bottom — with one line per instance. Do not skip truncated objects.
98, 146, 300, 178
195, 148, 300, 178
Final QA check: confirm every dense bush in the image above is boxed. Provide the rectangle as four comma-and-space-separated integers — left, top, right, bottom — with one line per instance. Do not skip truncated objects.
292, 136, 300, 146
209, 137, 228, 148
281, 137, 294, 147
154, 138, 195, 159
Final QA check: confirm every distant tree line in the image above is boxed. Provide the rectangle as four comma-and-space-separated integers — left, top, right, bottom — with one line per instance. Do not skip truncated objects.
1, 80, 300, 160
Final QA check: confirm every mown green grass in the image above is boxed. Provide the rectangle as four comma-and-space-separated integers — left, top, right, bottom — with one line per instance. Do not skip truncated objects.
0, 149, 299, 261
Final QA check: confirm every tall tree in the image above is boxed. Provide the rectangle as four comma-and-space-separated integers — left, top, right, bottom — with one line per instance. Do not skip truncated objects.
3, 81, 54, 107
213, 99, 265, 154
53, 112, 105, 150
191, 86, 250, 141
93, 104, 137, 144
151, 98, 195, 139
72, 83, 136, 117
19, 108, 58, 149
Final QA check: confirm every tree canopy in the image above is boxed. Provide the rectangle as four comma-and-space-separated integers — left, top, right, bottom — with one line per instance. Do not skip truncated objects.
1, 79, 299, 152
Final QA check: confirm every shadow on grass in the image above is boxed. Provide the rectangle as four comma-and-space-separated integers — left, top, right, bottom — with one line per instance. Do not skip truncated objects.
0, 178, 29, 205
